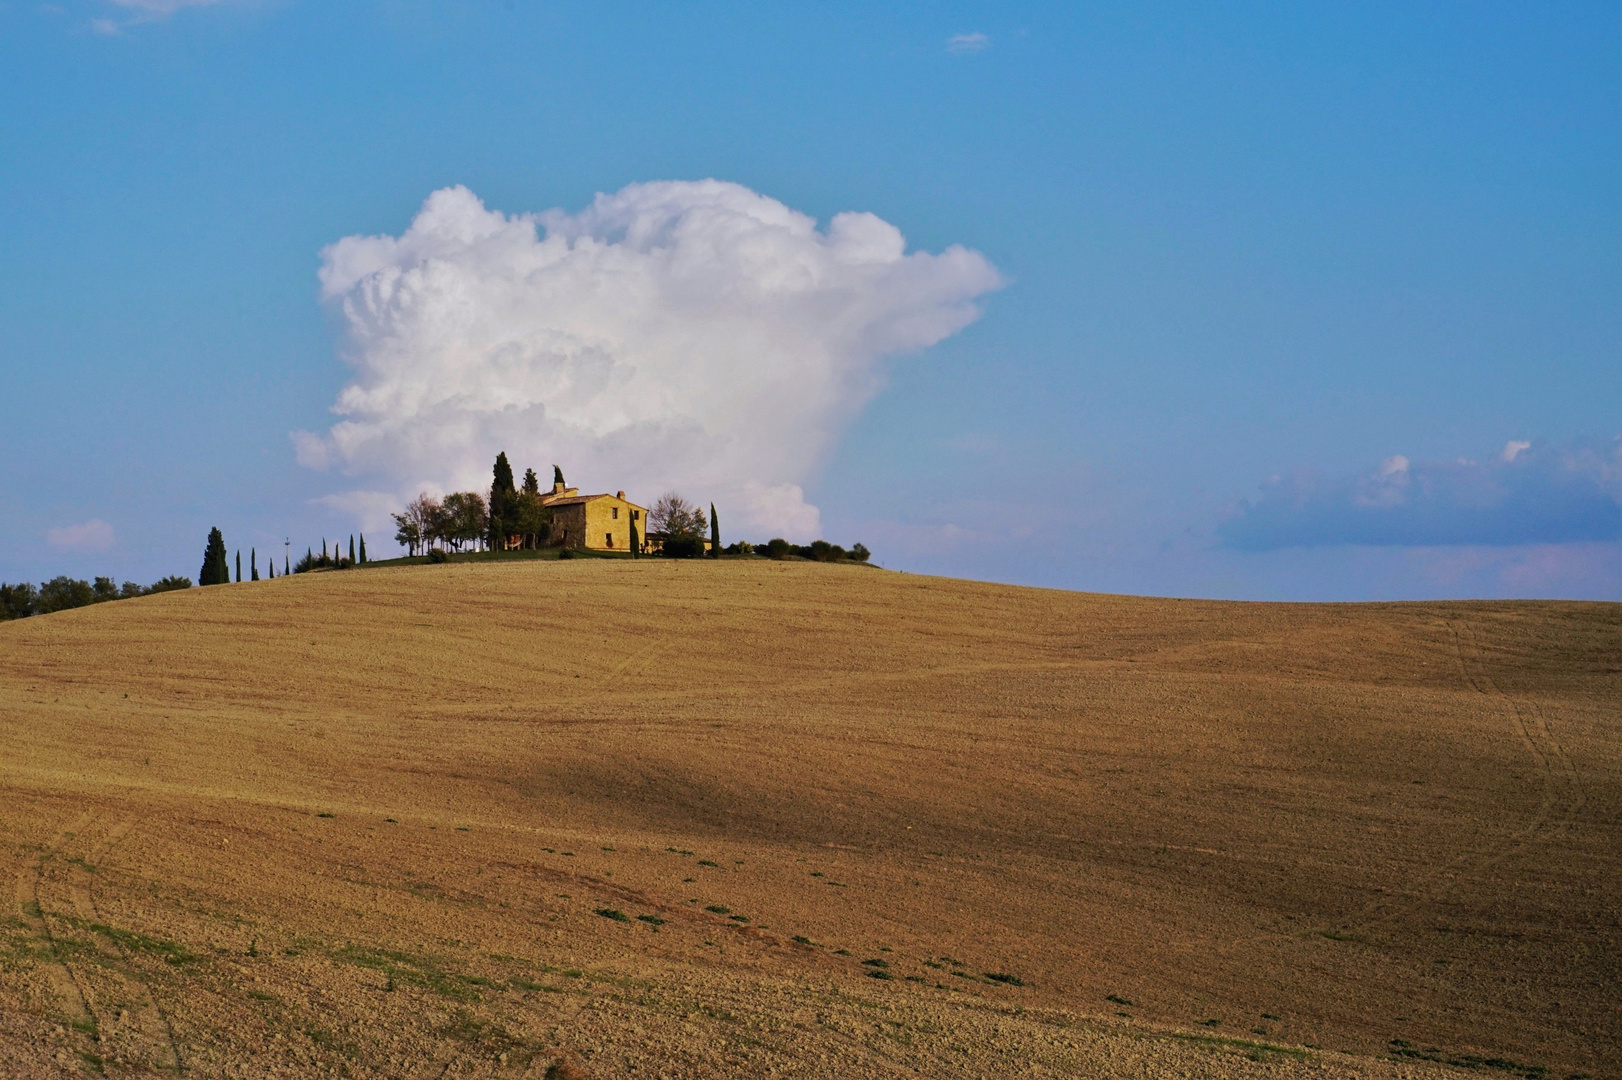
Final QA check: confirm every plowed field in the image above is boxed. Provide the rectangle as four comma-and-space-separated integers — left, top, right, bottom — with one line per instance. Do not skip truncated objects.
0, 560, 1616, 1078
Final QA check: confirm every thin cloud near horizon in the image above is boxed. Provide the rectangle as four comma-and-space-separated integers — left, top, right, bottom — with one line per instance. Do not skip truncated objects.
1219, 439, 1622, 551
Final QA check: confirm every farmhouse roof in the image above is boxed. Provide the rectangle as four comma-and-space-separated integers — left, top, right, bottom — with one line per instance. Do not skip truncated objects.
543, 492, 647, 510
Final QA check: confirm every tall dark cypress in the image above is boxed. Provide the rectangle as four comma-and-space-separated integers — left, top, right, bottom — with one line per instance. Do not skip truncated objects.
251, 548, 259, 581
322, 538, 328, 562
200, 528, 229, 585
359, 534, 367, 563
552, 464, 565, 490
630, 521, 640, 559
489, 452, 518, 550
235, 551, 241, 583
709, 504, 720, 558
349, 535, 356, 564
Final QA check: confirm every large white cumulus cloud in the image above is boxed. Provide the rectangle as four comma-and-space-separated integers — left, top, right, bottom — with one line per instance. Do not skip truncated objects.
296, 181, 1002, 538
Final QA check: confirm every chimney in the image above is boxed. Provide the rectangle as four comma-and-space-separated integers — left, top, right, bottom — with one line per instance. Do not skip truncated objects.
554, 481, 565, 495
617, 491, 625, 500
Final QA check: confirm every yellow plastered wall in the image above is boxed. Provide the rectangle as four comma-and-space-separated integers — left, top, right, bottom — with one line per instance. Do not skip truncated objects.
551, 496, 647, 551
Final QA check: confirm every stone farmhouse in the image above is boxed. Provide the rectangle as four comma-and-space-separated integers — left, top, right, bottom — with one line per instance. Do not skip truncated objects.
542, 480, 647, 553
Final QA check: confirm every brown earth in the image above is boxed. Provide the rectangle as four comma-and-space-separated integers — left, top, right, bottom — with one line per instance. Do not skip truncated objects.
0, 559, 1616, 1079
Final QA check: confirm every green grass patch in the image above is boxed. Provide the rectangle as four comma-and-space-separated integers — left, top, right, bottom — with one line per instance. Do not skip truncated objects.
704, 905, 730, 914
1108, 993, 1134, 1006
697, 860, 718, 867
594, 908, 630, 923
984, 972, 1024, 986
329, 944, 479, 1002
1387, 1039, 1547, 1079
636, 914, 665, 926
87, 923, 195, 965
1318, 929, 1358, 942
1166, 1032, 1311, 1061
867, 969, 894, 980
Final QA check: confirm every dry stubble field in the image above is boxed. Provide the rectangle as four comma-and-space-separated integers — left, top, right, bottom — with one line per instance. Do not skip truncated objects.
0, 559, 1616, 1079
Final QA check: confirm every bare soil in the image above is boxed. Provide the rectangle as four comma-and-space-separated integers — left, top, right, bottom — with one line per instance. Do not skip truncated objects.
0, 560, 1615, 1078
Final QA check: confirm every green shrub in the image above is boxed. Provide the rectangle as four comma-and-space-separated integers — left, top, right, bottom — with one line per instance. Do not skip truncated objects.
662, 535, 704, 559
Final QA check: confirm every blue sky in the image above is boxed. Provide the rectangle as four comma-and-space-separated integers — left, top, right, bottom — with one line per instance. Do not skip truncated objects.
2, 1, 1617, 599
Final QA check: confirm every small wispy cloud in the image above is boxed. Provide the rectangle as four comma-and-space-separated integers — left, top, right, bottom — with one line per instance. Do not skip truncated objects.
947, 32, 989, 54
47, 519, 115, 552
107, 0, 220, 12
90, 0, 221, 34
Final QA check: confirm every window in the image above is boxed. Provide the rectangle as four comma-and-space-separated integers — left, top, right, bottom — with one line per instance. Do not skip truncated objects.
612, 507, 619, 519
606, 533, 614, 547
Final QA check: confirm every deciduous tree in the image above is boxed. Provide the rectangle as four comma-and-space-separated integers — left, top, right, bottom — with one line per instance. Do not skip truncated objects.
650, 493, 706, 540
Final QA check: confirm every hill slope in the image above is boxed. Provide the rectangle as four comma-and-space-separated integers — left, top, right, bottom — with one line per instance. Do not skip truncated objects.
0, 561, 1616, 1078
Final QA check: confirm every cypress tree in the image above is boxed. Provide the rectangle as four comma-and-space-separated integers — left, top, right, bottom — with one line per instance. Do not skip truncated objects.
268, 559, 274, 580
709, 504, 720, 558
521, 468, 540, 495
552, 464, 565, 490
235, 551, 241, 582
630, 521, 640, 558
489, 452, 518, 550
200, 528, 229, 585
349, 535, 356, 564
251, 549, 259, 581
322, 538, 328, 562
360, 534, 367, 563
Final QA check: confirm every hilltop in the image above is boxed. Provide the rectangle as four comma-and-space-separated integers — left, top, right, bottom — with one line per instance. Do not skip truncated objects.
0, 560, 1616, 1078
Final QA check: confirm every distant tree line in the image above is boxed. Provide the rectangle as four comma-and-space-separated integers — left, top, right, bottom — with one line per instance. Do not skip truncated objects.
731, 538, 871, 562
291, 533, 369, 574
0, 574, 192, 620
